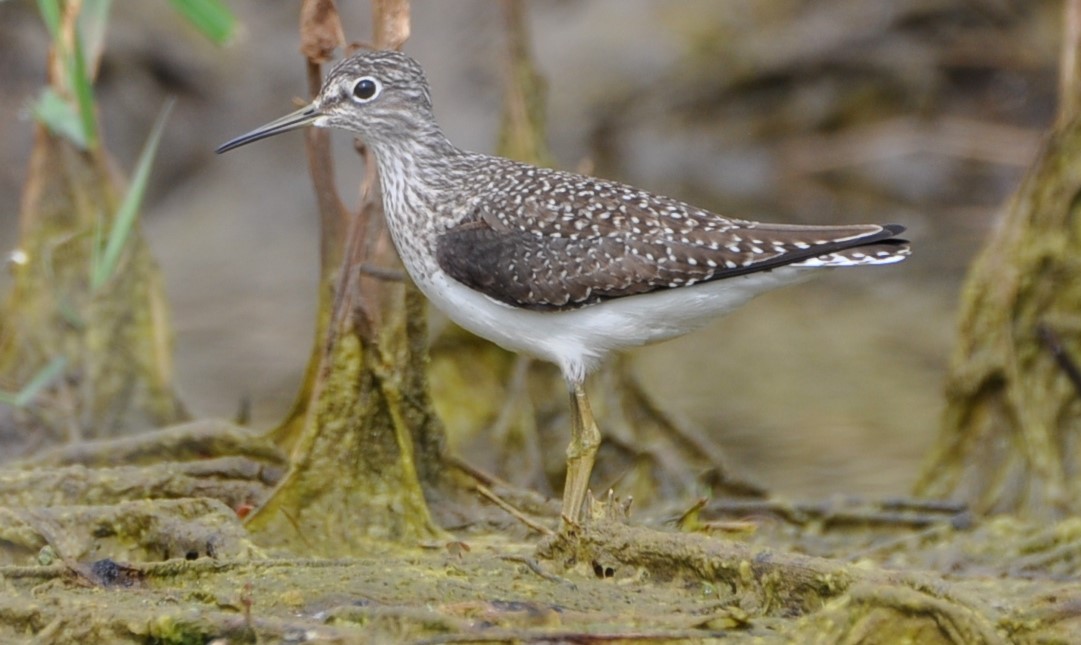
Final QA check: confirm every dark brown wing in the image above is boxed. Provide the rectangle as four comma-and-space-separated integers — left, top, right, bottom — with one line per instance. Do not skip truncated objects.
435, 215, 906, 311
435, 160, 906, 310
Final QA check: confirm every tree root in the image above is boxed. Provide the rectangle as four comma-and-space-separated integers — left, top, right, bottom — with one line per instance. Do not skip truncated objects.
0, 498, 260, 566
0, 457, 278, 510
11, 419, 286, 469
540, 515, 1076, 643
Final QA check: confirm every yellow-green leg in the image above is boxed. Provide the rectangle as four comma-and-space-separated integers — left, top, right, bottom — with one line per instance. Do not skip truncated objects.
561, 380, 601, 525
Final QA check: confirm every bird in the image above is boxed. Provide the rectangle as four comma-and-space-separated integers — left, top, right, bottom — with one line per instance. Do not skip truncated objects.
217, 50, 909, 525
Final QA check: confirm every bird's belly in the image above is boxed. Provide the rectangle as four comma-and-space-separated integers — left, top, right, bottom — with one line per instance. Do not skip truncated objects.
417, 267, 810, 382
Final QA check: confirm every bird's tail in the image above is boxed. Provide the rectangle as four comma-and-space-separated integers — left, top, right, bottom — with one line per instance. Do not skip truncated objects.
791, 237, 910, 267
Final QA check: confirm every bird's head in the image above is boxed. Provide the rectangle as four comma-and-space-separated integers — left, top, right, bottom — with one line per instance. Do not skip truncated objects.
217, 50, 435, 154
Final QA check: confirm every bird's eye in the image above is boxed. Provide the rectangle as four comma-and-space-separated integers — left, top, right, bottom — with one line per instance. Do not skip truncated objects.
351, 77, 381, 102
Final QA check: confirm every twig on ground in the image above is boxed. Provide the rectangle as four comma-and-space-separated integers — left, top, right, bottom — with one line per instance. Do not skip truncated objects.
476, 483, 553, 536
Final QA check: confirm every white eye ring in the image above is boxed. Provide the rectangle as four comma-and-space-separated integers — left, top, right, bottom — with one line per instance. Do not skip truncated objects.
351, 76, 382, 103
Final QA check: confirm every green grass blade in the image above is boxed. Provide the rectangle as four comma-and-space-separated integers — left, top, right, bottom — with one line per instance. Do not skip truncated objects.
79, 0, 114, 65
14, 357, 68, 408
36, 0, 61, 40
70, 29, 98, 150
31, 88, 88, 148
168, 0, 236, 45
35, 0, 96, 150
91, 98, 175, 290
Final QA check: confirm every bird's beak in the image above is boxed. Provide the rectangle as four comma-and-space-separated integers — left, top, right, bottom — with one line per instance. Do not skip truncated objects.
216, 103, 322, 154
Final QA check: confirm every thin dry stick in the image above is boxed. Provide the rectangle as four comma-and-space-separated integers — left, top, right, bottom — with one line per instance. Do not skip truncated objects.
348, 0, 411, 330
498, 554, 573, 586
299, 0, 349, 259
476, 483, 553, 536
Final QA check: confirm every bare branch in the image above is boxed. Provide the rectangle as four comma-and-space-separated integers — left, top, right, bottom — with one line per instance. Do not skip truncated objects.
373, 0, 411, 51
299, 0, 345, 64
1061, 0, 1081, 120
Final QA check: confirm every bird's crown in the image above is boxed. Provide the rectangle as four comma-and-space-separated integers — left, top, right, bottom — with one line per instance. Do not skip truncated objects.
313, 50, 436, 138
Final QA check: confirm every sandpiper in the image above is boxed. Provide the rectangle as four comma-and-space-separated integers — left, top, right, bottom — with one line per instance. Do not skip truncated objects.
217, 50, 909, 524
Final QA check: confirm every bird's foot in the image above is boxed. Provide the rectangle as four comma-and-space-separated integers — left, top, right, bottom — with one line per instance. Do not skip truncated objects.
556, 489, 633, 534
536, 489, 634, 571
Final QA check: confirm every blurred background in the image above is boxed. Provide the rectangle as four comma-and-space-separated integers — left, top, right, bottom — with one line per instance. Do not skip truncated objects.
0, 1, 1061, 497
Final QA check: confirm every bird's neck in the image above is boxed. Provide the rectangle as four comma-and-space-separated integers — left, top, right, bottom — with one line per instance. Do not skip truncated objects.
369, 126, 462, 272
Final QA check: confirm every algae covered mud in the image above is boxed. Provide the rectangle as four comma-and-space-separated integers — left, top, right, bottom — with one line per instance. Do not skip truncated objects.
2, 474, 1080, 642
